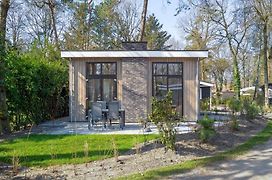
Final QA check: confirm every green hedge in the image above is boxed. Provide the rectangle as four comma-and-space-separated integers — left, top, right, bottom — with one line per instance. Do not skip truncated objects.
4, 51, 68, 131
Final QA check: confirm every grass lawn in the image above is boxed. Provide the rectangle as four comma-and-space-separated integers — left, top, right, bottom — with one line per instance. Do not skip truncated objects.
0, 134, 158, 167
117, 120, 272, 180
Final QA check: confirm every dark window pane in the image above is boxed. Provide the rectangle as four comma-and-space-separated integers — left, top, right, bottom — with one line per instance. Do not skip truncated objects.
168, 63, 182, 75
153, 76, 167, 99
94, 63, 101, 75
88, 79, 101, 102
102, 63, 116, 74
153, 63, 167, 75
88, 63, 93, 75
103, 79, 117, 101
168, 77, 182, 111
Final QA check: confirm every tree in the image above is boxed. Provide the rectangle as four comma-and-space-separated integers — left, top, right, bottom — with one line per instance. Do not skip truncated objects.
139, 0, 148, 41
183, 8, 218, 80
63, 1, 94, 50
204, 0, 251, 99
25, 0, 69, 49
251, 0, 272, 107
91, 0, 123, 49
143, 14, 171, 50
207, 57, 230, 92
6, 1, 26, 50
0, 0, 11, 134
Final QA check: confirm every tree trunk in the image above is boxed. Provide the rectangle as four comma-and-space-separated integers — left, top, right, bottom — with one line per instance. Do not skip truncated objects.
139, 0, 148, 41
48, 0, 59, 49
232, 54, 241, 99
0, 0, 10, 134
263, 22, 269, 107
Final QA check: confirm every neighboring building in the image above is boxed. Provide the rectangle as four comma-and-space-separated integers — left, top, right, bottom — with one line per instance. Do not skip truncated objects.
200, 81, 213, 110
261, 83, 272, 104
200, 81, 213, 100
61, 42, 208, 122
240, 86, 262, 96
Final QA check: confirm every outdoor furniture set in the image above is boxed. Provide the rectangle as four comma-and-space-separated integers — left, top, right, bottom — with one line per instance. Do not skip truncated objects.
88, 101, 125, 130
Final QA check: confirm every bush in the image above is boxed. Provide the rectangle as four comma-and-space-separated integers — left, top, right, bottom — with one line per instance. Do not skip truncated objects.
200, 99, 210, 111
5, 48, 68, 131
198, 115, 215, 142
241, 98, 260, 120
227, 98, 241, 115
229, 116, 239, 131
148, 91, 182, 151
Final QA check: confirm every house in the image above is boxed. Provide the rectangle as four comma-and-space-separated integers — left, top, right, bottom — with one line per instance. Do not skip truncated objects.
200, 81, 213, 100
261, 83, 272, 104
240, 86, 262, 96
61, 42, 208, 122
200, 81, 213, 110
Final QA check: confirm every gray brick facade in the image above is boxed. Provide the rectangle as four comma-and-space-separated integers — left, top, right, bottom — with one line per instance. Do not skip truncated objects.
122, 42, 147, 50
121, 58, 148, 122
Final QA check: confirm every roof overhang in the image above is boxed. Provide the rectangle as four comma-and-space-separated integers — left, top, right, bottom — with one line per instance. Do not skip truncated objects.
61, 51, 208, 58
200, 81, 214, 87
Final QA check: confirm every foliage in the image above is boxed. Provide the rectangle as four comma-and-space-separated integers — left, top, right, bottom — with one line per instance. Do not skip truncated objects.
63, 1, 93, 50
240, 97, 260, 120
227, 98, 241, 114
0, 134, 158, 167
198, 114, 215, 142
4, 46, 68, 130
91, 0, 123, 50
200, 99, 210, 111
143, 14, 171, 50
148, 91, 181, 151
229, 116, 239, 131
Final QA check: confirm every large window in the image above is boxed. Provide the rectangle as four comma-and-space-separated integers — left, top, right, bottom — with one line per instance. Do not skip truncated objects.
86, 62, 117, 104
152, 62, 183, 114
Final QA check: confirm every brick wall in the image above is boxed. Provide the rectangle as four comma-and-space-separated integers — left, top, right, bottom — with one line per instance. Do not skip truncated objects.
122, 42, 147, 50
121, 58, 148, 122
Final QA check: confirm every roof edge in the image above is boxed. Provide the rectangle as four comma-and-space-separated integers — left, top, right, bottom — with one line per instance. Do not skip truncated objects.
61, 51, 209, 58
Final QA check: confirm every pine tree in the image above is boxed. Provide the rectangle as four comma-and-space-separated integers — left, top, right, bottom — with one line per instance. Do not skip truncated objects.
143, 14, 171, 50
63, 1, 94, 50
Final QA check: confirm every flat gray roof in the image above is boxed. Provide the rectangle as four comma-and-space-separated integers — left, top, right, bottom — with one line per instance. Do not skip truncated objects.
61, 50, 208, 58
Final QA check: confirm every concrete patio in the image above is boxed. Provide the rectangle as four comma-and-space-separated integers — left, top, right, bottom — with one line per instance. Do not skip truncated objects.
31, 113, 233, 135
32, 117, 199, 135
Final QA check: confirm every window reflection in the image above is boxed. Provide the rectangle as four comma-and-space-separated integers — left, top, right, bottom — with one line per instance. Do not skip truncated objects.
87, 62, 117, 104
102, 63, 116, 75
95, 64, 101, 75
168, 63, 182, 75
154, 76, 167, 99
153, 63, 167, 75
152, 62, 183, 114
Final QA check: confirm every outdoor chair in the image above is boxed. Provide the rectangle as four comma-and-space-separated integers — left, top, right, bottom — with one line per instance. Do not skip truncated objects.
108, 101, 124, 129
88, 102, 107, 129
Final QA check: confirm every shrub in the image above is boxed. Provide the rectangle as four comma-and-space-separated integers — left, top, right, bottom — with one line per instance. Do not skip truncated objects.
200, 99, 210, 111
241, 98, 260, 120
5, 49, 68, 131
229, 116, 239, 131
198, 115, 215, 142
227, 98, 241, 115
148, 91, 182, 151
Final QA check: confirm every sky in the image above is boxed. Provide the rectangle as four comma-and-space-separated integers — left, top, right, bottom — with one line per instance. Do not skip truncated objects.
148, 0, 181, 40
147, 0, 189, 48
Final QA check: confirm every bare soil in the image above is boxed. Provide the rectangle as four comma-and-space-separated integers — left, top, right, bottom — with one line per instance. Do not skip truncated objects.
0, 117, 268, 180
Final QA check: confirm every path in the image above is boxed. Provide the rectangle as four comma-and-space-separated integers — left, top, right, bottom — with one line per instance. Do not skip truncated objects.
168, 139, 272, 180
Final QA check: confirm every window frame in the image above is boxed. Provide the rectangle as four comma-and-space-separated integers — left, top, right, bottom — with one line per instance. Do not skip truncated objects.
152, 62, 183, 115
86, 62, 117, 103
